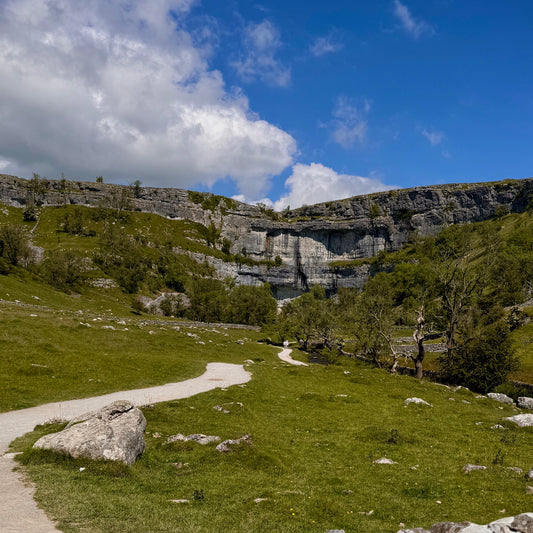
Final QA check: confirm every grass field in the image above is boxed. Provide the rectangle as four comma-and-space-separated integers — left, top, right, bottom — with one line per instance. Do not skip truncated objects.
12, 350, 533, 533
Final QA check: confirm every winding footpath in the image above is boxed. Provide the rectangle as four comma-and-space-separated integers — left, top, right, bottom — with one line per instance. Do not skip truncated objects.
0, 362, 251, 533
277, 347, 308, 366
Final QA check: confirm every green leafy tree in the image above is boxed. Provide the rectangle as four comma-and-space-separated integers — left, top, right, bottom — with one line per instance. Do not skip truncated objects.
186, 277, 228, 322
227, 283, 277, 326
0, 224, 33, 266
40, 249, 87, 291
439, 309, 518, 393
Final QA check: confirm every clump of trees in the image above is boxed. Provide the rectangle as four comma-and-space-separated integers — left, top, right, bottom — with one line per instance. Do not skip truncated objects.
271, 222, 522, 393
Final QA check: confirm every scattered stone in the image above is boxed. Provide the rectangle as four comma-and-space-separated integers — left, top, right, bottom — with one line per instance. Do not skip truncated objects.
213, 402, 243, 414
487, 393, 514, 405
29, 314, 38, 317
343, 489, 354, 495
526, 486, 533, 495
397, 513, 533, 532
405, 397, 432, 406
148, 330, 155, 335
518, 397, 533, 410
462, 400, 471, 404
101, 325, 115, 330
254, 498, 269, 503
170, 499, 190, 503
526, 468, 533, 480
237, 339, 244, 345
506, 467, 523, 475
374, 458, 397, 465
503, 414, 533, 427
462, 464, 487, 473
491, 424, 506, 430
475, 422, 483, 426
216, 434, 252, 453
117, 319, 126, 325
33, 400, 146, 465
166, 433, 221, 445
32, 295, 40, 300
326, 530, 345, 533
152, 432, 161, 438
244, 359, 254, 365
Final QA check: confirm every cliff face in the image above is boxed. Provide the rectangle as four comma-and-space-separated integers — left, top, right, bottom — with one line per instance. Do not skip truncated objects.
1, 174, 532, 299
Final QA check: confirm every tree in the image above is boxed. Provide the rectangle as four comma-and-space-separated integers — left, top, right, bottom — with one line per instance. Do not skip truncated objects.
96, 176, 104, 183
186, 277, 228, 322
40, 249, 87, 291
132, 180, 142, 198
227, 283, 277, 326
0, 224, 33, 266
438, 313, 518, 393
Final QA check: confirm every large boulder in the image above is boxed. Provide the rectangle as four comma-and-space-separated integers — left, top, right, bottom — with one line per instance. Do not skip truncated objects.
33, 400, 146, 465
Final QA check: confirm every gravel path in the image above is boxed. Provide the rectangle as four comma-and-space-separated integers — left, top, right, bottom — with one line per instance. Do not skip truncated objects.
277, 347, 308, 366
0, 362, 251, 532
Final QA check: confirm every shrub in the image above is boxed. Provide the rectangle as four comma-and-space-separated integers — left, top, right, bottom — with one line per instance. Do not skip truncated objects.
438, 319, 519, 393
40, 250, 87, 291
0, 224, 33, 266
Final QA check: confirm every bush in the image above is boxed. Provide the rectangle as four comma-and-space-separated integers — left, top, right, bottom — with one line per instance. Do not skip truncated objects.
40, 250, 87, 291
438, 319, 519, 393
0, 224, 33, 266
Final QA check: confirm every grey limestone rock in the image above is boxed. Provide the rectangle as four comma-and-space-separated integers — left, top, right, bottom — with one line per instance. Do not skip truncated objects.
503, 414, 533, 427
463, 464, 487, 473
397, 514, 533, 533
518, 397, 533, 410
487, 393, 514, 405
166, 433, 221, 445
374, 457, 397, 465
33, 400, 146, 465
216, 434, 252, 453
405, 397, 432, 406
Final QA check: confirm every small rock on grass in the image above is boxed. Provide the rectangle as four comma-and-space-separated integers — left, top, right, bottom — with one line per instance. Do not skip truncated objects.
166, 434, 221, 445
518, 397, 533, 410
462, 464, 487, 473
374, 458, 397, 465
216, 434, 252, 453
405, 397, 432, 406
487, 393, 514, 405
503, 414, 533, 427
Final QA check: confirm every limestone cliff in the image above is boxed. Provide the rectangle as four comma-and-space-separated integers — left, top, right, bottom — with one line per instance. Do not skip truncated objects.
1, 174, 532, 299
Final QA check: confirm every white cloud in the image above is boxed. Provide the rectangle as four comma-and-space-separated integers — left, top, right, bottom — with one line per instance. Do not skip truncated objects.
393, 0, 434, 39
310, 36, 343, 57
0, 0, 296, 197
330, 97, 370, 149
271, 163, 394, 210
231, 20, 290, 87
422, 128, 445, 146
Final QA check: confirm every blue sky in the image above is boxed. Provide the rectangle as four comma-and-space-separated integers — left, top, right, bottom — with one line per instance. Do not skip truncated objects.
0, 1, 532, 208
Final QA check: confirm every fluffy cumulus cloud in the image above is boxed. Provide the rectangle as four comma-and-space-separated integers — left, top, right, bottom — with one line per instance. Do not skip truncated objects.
0, 0, 296, 197
310, 35, 343, 57
271, 163, 394, 210
421, 128, 445, 146
393, 0, 434, 39
231, 20, 291, 87
330, 96, 370, 149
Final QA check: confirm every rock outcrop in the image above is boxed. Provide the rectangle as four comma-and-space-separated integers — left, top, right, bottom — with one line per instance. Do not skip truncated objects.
398, 513, 533, 532
2, 174, 533, 299
33, 400, 146, 465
